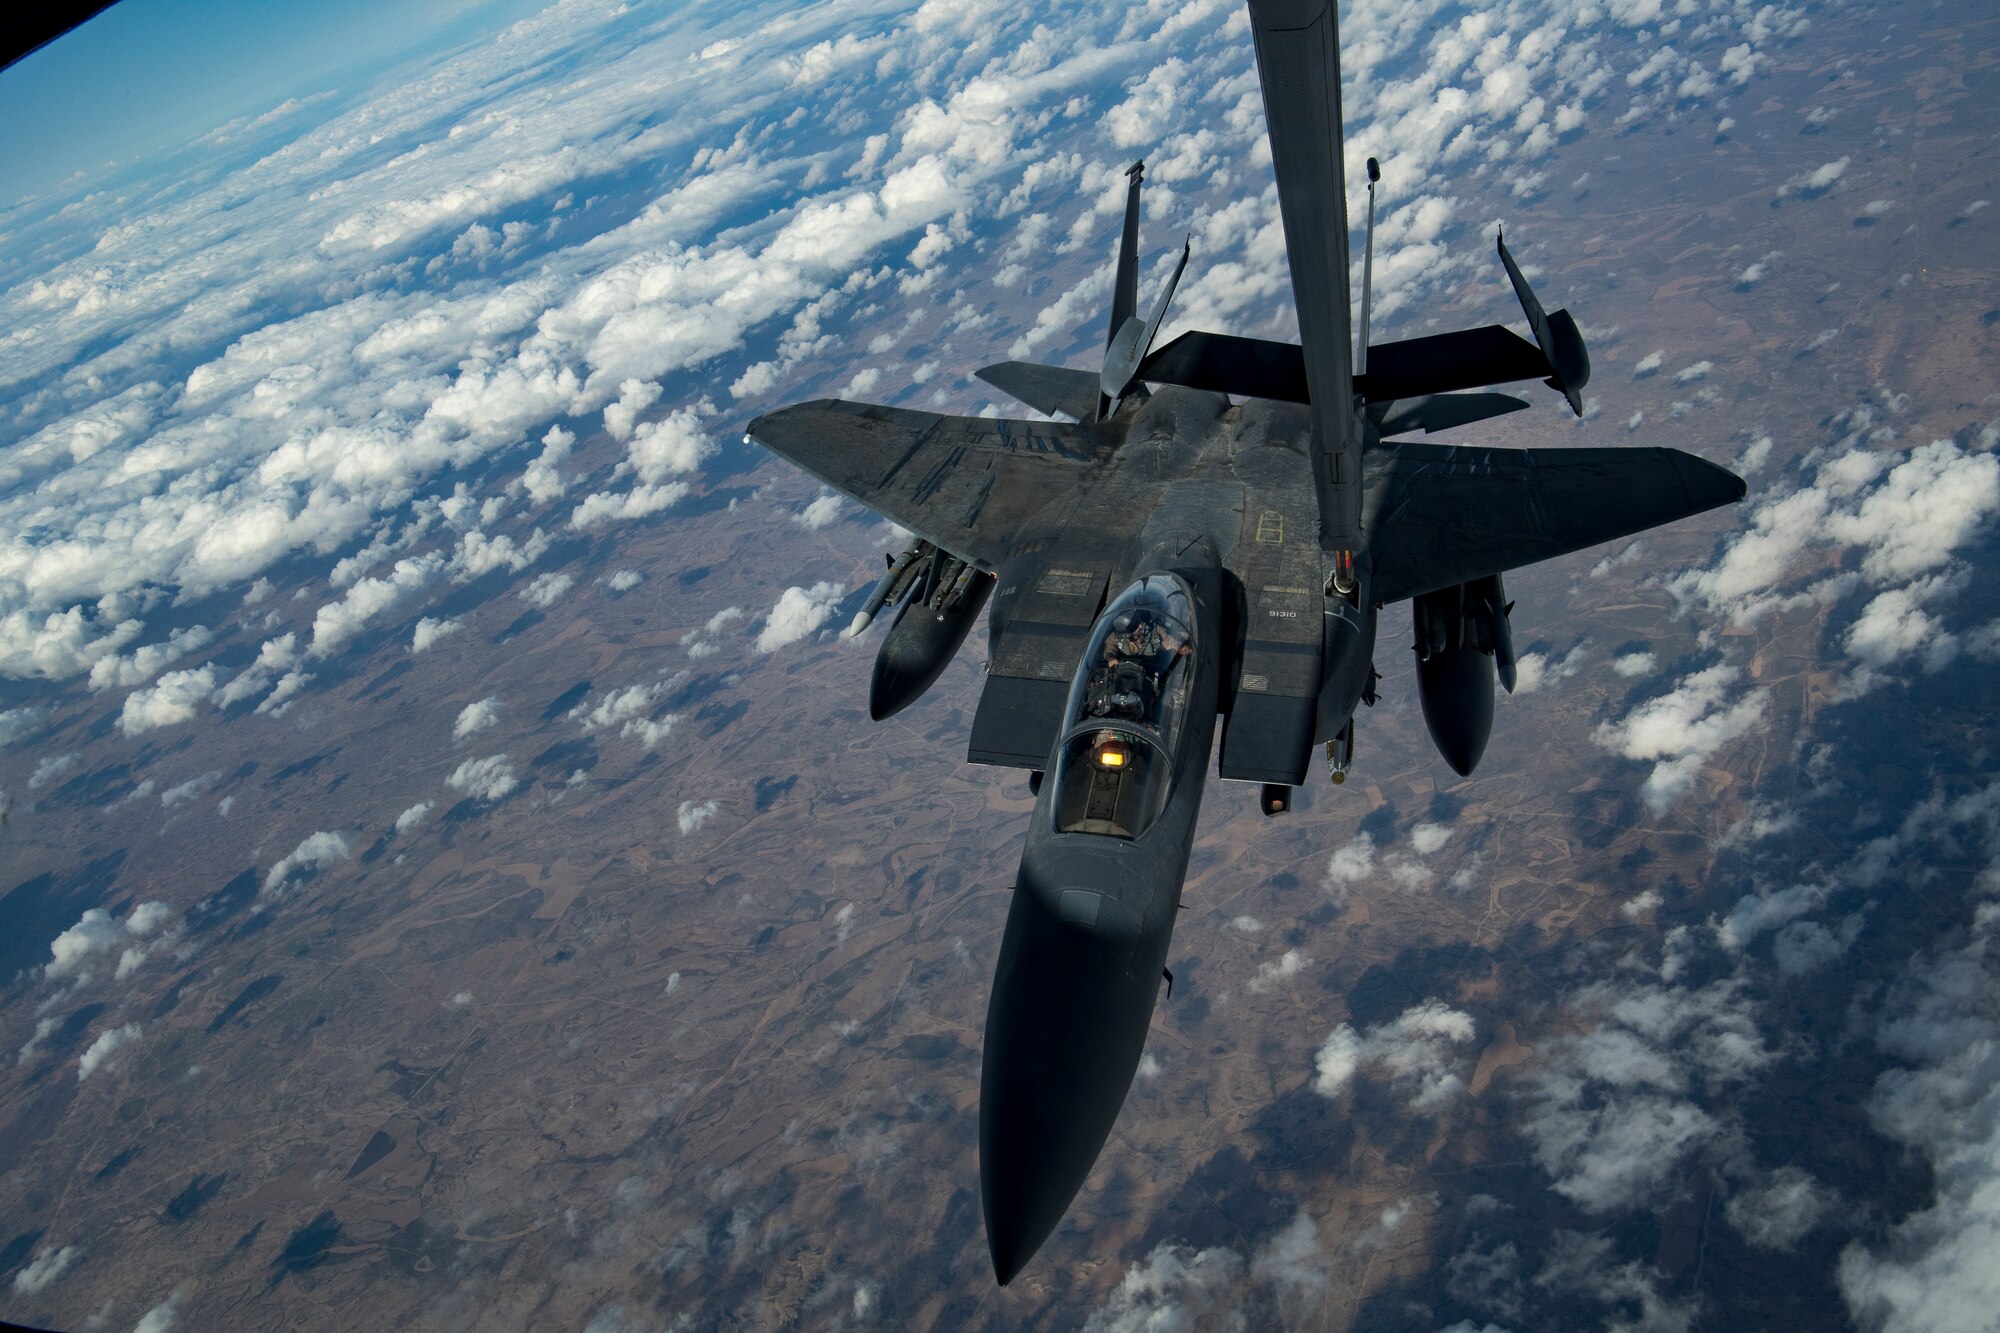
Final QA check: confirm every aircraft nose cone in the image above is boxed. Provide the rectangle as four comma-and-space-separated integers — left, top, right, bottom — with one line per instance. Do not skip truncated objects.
979, 879, 1168, 1285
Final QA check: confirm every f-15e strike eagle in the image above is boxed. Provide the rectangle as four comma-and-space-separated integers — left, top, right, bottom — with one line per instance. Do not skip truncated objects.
747, 0, 1744, 1286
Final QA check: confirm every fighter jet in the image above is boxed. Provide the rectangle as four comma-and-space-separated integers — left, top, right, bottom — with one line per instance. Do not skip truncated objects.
746, 0, 1744, 1285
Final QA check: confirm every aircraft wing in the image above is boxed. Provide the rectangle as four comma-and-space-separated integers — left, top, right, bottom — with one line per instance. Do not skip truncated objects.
1367, 441, 1746, 605
745, 398, 1101, 569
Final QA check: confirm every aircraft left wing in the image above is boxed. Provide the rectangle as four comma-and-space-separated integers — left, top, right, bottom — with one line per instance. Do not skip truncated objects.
745, 399, 1101, 569
1367, 441, 1746, 605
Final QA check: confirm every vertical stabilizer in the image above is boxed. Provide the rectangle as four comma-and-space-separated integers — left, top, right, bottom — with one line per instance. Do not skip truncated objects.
1108, 161, 1145, 349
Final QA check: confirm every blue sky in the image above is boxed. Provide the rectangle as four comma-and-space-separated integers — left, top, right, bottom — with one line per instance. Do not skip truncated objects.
0, 0, 549, 200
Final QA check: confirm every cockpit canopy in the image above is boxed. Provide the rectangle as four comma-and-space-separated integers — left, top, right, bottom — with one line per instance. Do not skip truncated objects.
1049, 576, 1198, 840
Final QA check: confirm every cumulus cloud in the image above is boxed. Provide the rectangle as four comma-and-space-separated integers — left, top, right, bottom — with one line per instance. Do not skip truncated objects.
1410, 822, 1453, 855
11, 1243, 78, 1294
264, 830, 352, 894
216, 633, 300, 707
569, 482, 690, 529
1512, 641, 1587, 694
1594, 664, 1767, 814
1247, 948, 1309, 994
394, 801, 433, 833
411, 616, 463, 653
120, 666, 220, 736
45, 901, 176, 982
132, 1291, 185, 1333
310, 553, 442, 656
1312, 1000, 1478, 1111
86, 624, 214, 692
1781, 156, 1851, 197
453, 696, 502, 739
521, 424, 575, 505
1516, 977, 1768, 1213
678, 799, 719, 834
602, 378, 662, 442
520, 571, 575, 608
29, 751, 81, 789
1838, 907, 2000, 1331
1083, 1238, 1244, 1332
795, 494, 845, 529
1726, 1166, 1834, 1251
755, 581, 846, 652
1324, 833, 1374, 900
577, 680, 683, 748
604, 569, 645, 592
447, 755, 520, 801
77, 1023, 142, 1079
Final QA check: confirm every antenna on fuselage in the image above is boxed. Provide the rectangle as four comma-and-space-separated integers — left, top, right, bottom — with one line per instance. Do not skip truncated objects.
1356, 156, 1381, 378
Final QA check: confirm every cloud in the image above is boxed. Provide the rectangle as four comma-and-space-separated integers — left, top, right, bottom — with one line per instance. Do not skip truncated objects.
77, 1023, 142, 1079
628, 406, 718, 483
1247, 948, 1309, 994
264, 830, 352, 894
1593, 664, 1767, 815
602, 378, 663, 441
795, 494, 845, 529
1312, 1000, 1478, 1111
1515, 976, 1767, 1213
1410, 822, 1454, 855
10, 1243, 78, 1294
215, 633, 300, 706
1325, 833, 1374, 892
86, 624, 214, 692
453, 697, 502, 739
685, 605, 745, 658
394, 801, 433, 833
1083, 1239, 1244, 1332
755, 581, 846, 652
1673, 360, 1713, 383
44, 901, 176, 982
447, 755, 520, 801
678, 799, 719, 834
119, 666, 221, 736
1612, 651, 1656, 678
1726, 1166, 1833, 1251
520, 571, 575, 608
577, 681, 682, 748
521, 423, 575, 505
1781, 156, 1851, 197
1837, 910, 2000, 1332
569, 482, 691, 529
310, 553, 442, 656
0, 706, 48, 747
411, 617, 463, 653
1512, 641, 1587, 694
29, 751, 81, 789
604, 569, 645, 592
1633, 351, 1664, 377
132, 1292, 185, 1333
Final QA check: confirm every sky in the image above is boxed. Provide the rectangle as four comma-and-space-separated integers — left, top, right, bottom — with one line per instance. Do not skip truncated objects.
0, 0, 551, 200
0, 0, 1997, 1326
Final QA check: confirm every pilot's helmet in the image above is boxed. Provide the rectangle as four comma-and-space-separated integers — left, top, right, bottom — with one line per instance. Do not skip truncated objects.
1110, 613, 1134, 633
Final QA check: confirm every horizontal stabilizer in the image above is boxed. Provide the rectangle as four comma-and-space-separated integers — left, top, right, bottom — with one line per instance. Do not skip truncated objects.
1139, 326, 1559, 406
975, 362, 1101, 423
1138, 330, 1310, 402
1358, 326, 1552, 402
1370, 392, 1531, 437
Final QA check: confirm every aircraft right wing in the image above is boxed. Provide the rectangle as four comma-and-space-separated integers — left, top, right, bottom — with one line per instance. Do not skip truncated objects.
745, 398, 1102, 570
1366, 440, 1746, 606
